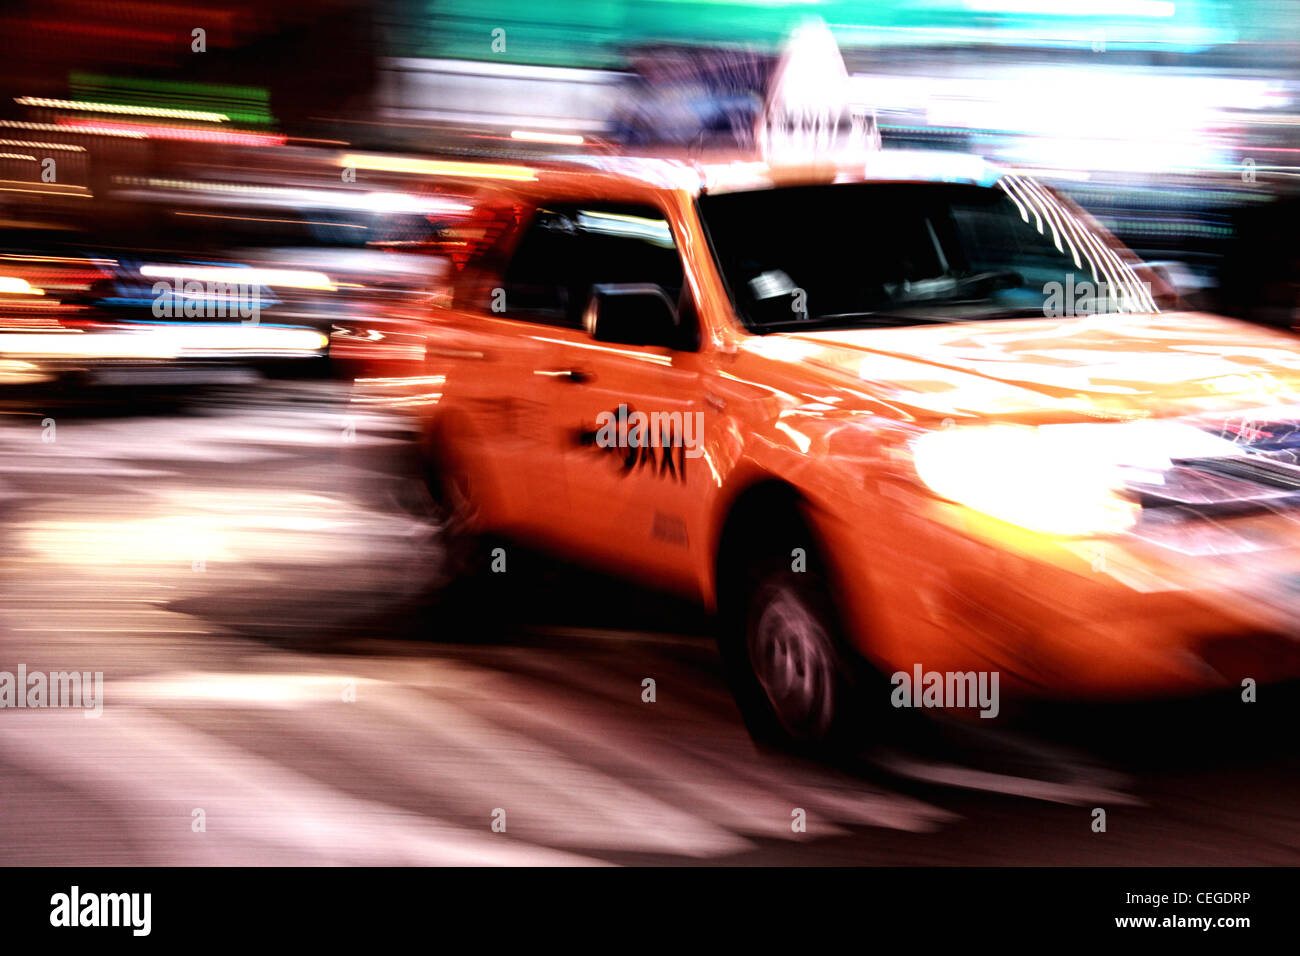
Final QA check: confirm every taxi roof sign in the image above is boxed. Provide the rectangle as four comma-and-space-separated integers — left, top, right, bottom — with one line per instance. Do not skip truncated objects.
759, 19, 880, 164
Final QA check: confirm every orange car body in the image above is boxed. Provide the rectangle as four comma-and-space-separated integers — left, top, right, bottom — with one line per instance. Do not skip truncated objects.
350, 153, 1300, 704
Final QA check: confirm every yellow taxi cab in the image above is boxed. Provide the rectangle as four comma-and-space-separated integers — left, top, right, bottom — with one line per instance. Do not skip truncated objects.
351, 151, 1300, 748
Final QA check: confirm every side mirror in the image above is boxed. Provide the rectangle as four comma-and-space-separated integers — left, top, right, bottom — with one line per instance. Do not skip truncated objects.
583, 283, 679, 348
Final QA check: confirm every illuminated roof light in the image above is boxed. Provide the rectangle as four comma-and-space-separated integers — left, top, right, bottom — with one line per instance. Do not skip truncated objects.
760, 17, 879, 163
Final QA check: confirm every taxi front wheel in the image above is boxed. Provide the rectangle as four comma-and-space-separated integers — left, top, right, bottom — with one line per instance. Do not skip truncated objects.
720, 553, 864, 751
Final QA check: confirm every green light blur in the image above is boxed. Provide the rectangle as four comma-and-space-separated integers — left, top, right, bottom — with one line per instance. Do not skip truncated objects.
69, 73, 276, 126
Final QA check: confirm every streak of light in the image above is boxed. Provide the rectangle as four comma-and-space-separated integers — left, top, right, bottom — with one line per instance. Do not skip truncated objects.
0, 186, 92, 198
341, 154, 537, 181
511, 129, 585, 145
0, 325, 329, 358
0, 254, 117, 266
0, 277, 43, 295
15, 97, 230, 122
57, 118, 286, 147
139, 265, 336, 291
175, 212, 367, 230
0, 121, 131, 140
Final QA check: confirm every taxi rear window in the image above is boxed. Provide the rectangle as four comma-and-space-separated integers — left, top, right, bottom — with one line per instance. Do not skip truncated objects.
501, 203, 682, 329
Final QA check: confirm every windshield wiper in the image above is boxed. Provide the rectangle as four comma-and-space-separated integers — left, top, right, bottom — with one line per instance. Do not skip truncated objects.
754, 311, 974, 332
883, 270, 1024, 304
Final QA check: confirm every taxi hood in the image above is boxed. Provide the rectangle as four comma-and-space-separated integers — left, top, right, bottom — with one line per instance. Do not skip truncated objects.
762, 312, 1300, 425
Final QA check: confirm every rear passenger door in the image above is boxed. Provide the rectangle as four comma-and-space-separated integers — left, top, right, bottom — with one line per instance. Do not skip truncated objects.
500, 202, 705, 591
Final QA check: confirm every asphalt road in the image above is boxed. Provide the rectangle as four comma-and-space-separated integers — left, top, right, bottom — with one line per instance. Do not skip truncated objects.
0, 381, 1297, 865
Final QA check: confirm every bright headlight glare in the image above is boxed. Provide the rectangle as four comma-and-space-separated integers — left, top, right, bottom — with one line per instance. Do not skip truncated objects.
914, 423, 1179, 537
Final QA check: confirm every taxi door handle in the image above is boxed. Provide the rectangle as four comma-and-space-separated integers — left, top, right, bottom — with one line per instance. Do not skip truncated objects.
536, 367, 594, 384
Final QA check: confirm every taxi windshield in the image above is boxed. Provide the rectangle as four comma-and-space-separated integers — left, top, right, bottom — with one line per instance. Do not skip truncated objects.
696, 179, 1163, 333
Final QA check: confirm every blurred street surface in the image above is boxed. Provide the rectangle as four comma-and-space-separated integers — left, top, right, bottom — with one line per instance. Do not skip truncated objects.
0, 385, 1296, 865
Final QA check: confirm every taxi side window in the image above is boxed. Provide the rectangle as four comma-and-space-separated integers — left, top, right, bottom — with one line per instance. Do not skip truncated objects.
501, 204, 684, 330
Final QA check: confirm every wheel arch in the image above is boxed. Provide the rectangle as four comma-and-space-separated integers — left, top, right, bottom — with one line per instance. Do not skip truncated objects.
710, 468, 889, 670
711, 475, 828, 615
416, 404, 508, 533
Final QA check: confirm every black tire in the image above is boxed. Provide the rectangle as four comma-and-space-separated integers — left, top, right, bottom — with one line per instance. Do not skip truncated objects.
718, 527, 871, 752
421, 439, 482, 590
419, 439, 524, 636
334, 413, 446, 598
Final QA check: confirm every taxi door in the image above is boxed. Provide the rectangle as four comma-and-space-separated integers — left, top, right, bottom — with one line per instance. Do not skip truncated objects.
507, 202, 707, 592
542, 325, 704, 592
428, 309, 564, 542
